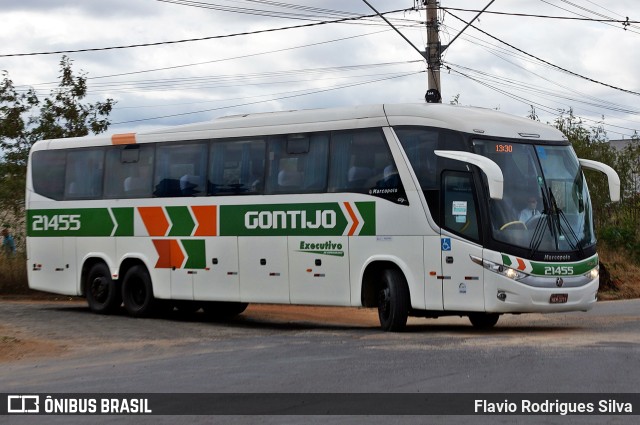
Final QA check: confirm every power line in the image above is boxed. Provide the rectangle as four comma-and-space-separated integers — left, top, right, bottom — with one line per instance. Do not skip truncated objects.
0, 8, 413, 58
439, 23, 639, 116
445, 10, 640, 97
156, 0, 358, 21
446, 65, 639, 138
15, 29, 397, 87
112, 71, 423, 124
440, 6, 638, 25
79, 62, 423, 95
538, 0, 640, 35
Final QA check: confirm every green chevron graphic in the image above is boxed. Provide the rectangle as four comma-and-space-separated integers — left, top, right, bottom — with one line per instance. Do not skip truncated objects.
166, 206, 195, 237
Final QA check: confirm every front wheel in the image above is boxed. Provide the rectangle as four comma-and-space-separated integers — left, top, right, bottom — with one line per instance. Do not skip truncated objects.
86, 263, 121, 314
121, 265, 158, 318
377, 269, 410, 332
469, 313, 500, 329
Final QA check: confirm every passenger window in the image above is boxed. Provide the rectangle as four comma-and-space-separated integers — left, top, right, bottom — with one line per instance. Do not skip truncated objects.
104, 145, 154, 199
154, 142, 207, 197
329, 129, 405, 204
265, 133, 329, 194
208, 139, 265, 195
64, 149, 104, 199
32, 150, 66, 200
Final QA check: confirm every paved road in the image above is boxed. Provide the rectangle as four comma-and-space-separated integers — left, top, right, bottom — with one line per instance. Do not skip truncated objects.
1, 299, 639, 424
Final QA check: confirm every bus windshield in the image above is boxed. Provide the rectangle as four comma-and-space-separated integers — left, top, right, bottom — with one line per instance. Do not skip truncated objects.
473, 140, 595, 253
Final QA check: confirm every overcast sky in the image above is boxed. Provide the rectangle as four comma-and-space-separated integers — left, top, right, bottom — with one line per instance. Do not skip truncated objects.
1, 0, 638, 139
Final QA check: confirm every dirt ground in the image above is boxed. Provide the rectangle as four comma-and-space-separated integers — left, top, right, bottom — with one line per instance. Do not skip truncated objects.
0, 300, 381, 363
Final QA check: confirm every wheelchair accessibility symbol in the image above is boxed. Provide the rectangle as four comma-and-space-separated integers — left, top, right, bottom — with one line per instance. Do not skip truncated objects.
441, 238, 451, 251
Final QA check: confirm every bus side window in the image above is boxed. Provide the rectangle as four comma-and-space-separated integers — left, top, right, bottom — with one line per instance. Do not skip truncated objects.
32, 150, 66, 200
208, 139, 265, 195
328, 129, 398, 195
154, 142, 207, 197
265, 133, 328, 194
104, 145, 154, 199
64, 148, 105, 200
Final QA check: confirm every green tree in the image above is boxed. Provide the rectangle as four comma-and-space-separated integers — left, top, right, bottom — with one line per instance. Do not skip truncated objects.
0, 56, 115, 245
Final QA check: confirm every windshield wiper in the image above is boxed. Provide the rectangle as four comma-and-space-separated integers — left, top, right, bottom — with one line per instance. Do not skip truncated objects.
528, 184, 553, 258
549, 189, 585, 257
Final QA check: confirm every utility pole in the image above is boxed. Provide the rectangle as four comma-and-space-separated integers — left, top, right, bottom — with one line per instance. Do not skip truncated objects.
425, 0, 442, 103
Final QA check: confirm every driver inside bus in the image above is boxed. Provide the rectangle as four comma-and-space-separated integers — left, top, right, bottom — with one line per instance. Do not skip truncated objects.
519, 196, 540, 223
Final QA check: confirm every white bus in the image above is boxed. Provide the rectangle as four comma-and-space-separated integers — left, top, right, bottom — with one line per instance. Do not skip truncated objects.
26, 103, 620, 331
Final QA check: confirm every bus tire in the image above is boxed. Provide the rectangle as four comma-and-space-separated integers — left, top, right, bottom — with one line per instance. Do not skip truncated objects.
86, 263, 121, 314
377, 269, 410, 332
202, 301, 248, 321
469, 313, 500, 329
121, 265, 157, 318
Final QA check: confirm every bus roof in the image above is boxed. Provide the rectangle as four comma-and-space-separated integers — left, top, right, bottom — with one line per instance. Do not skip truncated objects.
32, 103, 567, 151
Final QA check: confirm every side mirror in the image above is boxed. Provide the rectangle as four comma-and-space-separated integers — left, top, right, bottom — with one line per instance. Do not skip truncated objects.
435, 150, 504, 200
578, 159, 621, 202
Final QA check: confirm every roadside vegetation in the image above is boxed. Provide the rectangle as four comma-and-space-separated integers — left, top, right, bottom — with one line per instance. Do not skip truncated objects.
1, 56, 114, 297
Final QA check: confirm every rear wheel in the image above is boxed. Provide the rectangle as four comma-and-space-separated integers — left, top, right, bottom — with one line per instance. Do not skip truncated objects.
469, 313, 500, 329
202, 301, 248, 321
86, 263, 121, 314
121, 265, 158, 318
377, 269, 410, 332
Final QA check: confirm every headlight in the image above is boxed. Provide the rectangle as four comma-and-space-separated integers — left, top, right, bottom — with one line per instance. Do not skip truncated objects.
587, 266, 599, 280
471, 255, 528, 281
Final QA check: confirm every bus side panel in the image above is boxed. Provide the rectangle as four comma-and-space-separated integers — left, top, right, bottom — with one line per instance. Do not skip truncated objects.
238, 236, 289, 303
348, 236, 424, 309
423, 235, 444, 310
288, 236, 350, 306
194, 236, 240, 302
27, 236, 78, 295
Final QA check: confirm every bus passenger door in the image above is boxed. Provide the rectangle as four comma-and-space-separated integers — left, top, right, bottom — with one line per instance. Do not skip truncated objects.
440, 171, 485, 312
238, 237, 290, 303
288, 236, 350, 305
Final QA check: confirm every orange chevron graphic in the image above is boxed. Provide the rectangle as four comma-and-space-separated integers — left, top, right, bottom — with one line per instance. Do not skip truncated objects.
153, 239, 185, 269
516, 257, 526, 271
192, 205, 217, 236
343, 202, 360, 236
139, 207, 169, 236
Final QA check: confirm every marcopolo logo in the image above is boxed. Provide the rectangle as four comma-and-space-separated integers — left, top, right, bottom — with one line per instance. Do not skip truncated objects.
221, 202, 375, 237
298, 240, 344, 257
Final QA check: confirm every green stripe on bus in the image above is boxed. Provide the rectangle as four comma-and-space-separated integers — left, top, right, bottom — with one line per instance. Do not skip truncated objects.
166, 206, 195, 237
529, 255, 598, 276
355, 202, 375, 236
112, 208, 134, 236
182, 239, 206, 269
219, 202, 375, 236
27, 208, 134, 237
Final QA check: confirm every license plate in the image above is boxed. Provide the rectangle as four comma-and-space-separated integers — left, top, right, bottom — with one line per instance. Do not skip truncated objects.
550, 294, 568, 304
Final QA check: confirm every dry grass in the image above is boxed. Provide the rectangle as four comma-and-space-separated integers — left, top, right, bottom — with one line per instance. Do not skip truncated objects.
0, 253, 30, 295
597, 245, 640, 300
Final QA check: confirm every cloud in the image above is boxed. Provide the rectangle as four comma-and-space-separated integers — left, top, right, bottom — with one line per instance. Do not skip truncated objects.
0, 0, 638, 138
